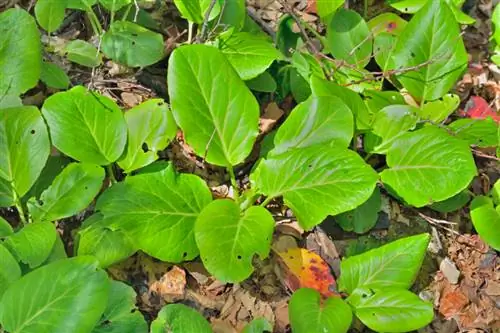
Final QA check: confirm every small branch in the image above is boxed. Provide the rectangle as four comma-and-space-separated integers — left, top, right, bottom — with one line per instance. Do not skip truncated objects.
196, 0, 218, 43
13, 188, 27, 225
133, 0, 140, 22
247, 7, 276, 39
106, 164, 117, 184
227, 167, 240, 202
417, 211, 460, 235
472, 148, 500, 161
279, 0, 319, 55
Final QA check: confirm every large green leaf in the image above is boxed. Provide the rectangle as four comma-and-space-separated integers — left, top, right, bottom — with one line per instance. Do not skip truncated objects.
150, 304, 212, 333
40, 62, 70, 90
251, 145, 378, 229
27, 163, 104, 223
34, 0, 66, 32
338, 233, 430, 293
380, 126, 477, 207
167, 45, 259, 166
448, 118, 499, 148
99, 0, 131, 12
0, 179, 14, 207
270, 96, 353, 156
418, 93, 460, 122
335, 187, 381, 234
102, 21, 164, 67
347, 288, 433, 332
95, 164, 212, 262
429, 191, 471, 213
0, 8, 41, 96
65, 40, 102, 68
0, 217, 13, 238
390, 0, 467, 101
316, 0, 345, 21
326, 9, 372, 68
41, 86, 127, 165
172, 0, 219, 24
0, 107, 50, 199
364, 105, 419, 154
470, 196, 500, 251
219, 32, 281, 80
91, 281, 147, 333
195, 200, 274, 282
0, 257, 109, 333
3, 222, 57, 269
0, 243, 21, 298
289, 288, 352, 333
118, 99, 177, 173
310, 76, 372, 131
23, 156, 70, 205
216, 0, 245, 31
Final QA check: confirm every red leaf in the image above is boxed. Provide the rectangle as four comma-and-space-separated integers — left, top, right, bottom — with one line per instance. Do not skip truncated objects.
305, 0, 317, 14
460, 96, 500, 123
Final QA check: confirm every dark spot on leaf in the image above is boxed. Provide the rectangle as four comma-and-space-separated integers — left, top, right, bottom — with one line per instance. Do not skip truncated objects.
141, 142, 149, 152
439, 97, 443, 101
132, 41, 136, 45
132, 33, 138, 37
410, 52, 415, 58
362, 293, 368, 298
404, 7, 408, 11
237, 255, 242, 260
15, 141, 19, 145
183, 252, 187, 258
157, 102, 163, 106
289, 256, 294, 260
30, 129, 35, 134
38, 200, 44, 206
84, 186, 88, 190
308, 164, 312, 168
102, 319, 111, 325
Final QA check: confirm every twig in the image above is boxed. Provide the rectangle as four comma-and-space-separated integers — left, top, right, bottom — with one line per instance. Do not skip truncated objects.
197, 0, 218, 43
133, 0, 139, 22
472, 148, 500, 161
279, 0, 319, 55
247, 7, 276, 39
417, 211, 460, 235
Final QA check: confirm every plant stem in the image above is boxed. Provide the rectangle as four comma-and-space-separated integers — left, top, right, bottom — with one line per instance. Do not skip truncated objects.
364, 153, 372, 161
188, 22, 194, 43
121, 4, 132, 21
260, 196, 273, 207
227, 167, 240, 202
13, 190, 27, 226
86, 7, 103, 35
364, 0, 368, 19
107, 164, 117, 184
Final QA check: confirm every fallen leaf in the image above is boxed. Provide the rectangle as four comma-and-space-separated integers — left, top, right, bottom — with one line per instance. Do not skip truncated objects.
259, 102, 284, 134
150, 265, 186, 303
305, 0, 317, 14
439, 289, 469, 318
460, 96, 500, 123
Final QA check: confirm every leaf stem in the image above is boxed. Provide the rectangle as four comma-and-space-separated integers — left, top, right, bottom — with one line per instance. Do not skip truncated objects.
86, 7, 103, 35
121, 4, 132, 21
260, 196, 273, 207
188, 22, 194, 44
13, 189, 27, 226
227, 167, 239, 202
107, 164, 117, 184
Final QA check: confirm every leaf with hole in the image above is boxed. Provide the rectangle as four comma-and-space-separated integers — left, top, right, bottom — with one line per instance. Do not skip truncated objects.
335, 187, 381, 234
65, 40, 102, 68
40, 62, 70, 90
150, 304, 212, 333
0, 257, 109, 333
195, 199, 274, 282
41, 86, 127, 165
251, 145, 378, 229
168, 45, 260, 166
34, 0, 66, 32
470, 196, 500, 251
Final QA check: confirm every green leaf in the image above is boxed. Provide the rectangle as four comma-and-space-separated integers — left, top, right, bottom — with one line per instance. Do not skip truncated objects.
347, 288, 433, 332
380, 126, 477, 207
368, 13, 407, 35
151, 304, 211, 333
0, 178, 14, 207
0, 106, 50, 198
66, 0, 97, 10
216, 0, 245, 31
3, 222, 57, 269
91, 281, 147, 333
195, 200, 274, 282
364, 105, 419, 154
118, 99, 177, 173
492, 180, 500, 205
448, 118, 499, 148
0, 8, 41, 96
172, 0, 220, 24
292, 51, 325, 80
290, 68, 311, 103
102, 21, 164, 67
493, 4, 500, 44
40, 62, 70, 90
0, 257, 109, 333
373, 32, 396, 71
41, 86, 127, 165
0, 217, 13, 238
27, 163, 105, 223
270, 96, 353, 156
429, 191, 471, 213
34, 0, 66, 32
470, 196, 500, 251
316, 0, 345, 22
167, 45, 259, 166
43, 232, 67, 264
276, 15, 300, 57
390, 0, 467, 101
311, 76, 372, 131
0, 243, 21, 298
335, 187, 381, 234
242, 318, 273, 333
65, 40, 102, 68
332, 66, 378, 93
326, 9, 372, 68
251, 145, 378, 229
390, 0, 475, 24
246, 71, 277, 93
363, 90, 405, 115
96, 164, 212, 262
99, 0, 131, 12
219, 32, 281, 80
77, 214, 136, 268
0, 95, 22, 109
338, 233, 430, 293
389, 0, 426, 13
418, 93, 460, 122
289, 288, 352, 333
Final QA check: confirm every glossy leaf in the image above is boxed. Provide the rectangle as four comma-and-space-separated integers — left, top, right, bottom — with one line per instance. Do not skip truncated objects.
368, 13, 407, 35
292, 51, 325, 80
91, 281, 147, 333
99, 0, 131, 12
493, 180, 500, 205
3, 222, 56, 268
251, 145, 378, 229
215, 0, 245, 31
338, 233, 430, 293
380, 126, 477, 207
219, 32, 281, 80
289, 288, 352, 333
172, 0, 220, 24
429, 191, 471, 213
66, 0, 97, 10
493, 4, 500, 44
374, 32, 396, 71
0, 8, 41, 96
0, 179, 14, 207
276, 15, 300, 57
390, 0, 467, 101
242, 318, 273, 333
326, 9, 372, 68
270, 96, 353, 156
168, 45, 259, 166
347, 288, 433, 332
41, 86, 127, 165
316, 0, 344, 21
0, 106, 50, 199
0, 257, 109, 333
470, 196, 500, 251
96, 164, 212, 262
118, 99, 177, 173
0, 217, 13, 238
150, 304, 212, 333
364, 105, 419, 154
290, 68, 311, 103
34, 0, 65, 32
246, 71, 277, 92
418, 93, 460, 122
27, 163, 105, 223
448, 118, 499, 148
335, 187, 381, 234
0, 95, 22, 109
363, 90, 405, 115
40, 62, 70, 90
195, 200, 274, 282
23, 156, 70, 205
102, 21, 164, 67
65, 40, 102, 68
0, 243, 21, 298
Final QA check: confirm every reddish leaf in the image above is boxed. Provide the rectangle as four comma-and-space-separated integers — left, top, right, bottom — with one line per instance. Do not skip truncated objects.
460, 96, 500, 123
277, 248, 338, 298
439, 289, 469, 318
305, 0, 317, 14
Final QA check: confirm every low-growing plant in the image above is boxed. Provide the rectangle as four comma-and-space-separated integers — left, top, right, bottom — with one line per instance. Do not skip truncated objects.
0, 0, 498, 332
